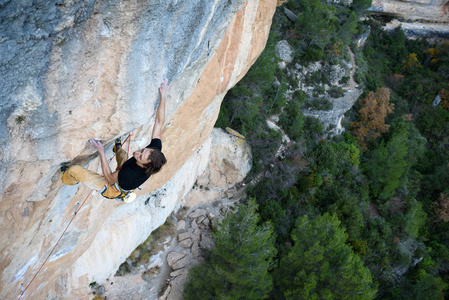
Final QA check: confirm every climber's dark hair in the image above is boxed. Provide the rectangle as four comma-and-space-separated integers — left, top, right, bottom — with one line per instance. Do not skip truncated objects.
143, 148, 167, 176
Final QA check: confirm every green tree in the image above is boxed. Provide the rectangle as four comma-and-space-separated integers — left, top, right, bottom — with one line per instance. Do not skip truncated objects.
294, 0, 337, 58
333, 141, 361, 167
363, 125, 408, 201
275, 213, 377, 299
351, 0, 372, 15
338, 12, 359, 44
183, 199, 277, 300
279, 90, 306, 140
315, 141, 337, 173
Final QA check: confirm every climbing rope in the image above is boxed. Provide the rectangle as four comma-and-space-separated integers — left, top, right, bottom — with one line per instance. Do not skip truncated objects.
19, 190, 93, 298
19, 133, 133, 298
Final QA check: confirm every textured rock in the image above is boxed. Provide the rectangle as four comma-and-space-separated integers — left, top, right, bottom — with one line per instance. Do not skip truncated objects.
183, 127, 252, 207
188, 209, 207, 219
176, 220, 186, 232
295, 47, 361, 136
178, 232, 195, 242
356, 26, 371, 48
193, 229, 201, 237
191, 241, 201, 258
167, 252, 186, 267
166, 275, 188, 300
197, 215, 207, 224
172, 255, 191, 270
433, 95, 442, 107
162, 236, 172, 245
191, 219, 199, 230
159, 285, 171, 300
383, 19, 449, 41
275, 40, 295, 63
283, 7, 299, 22
200, 232, 215, 250
0, 0, 277, 298
169, 269, 185, 278
370, 0, 449, 40
148, 252, 164, 270
326, 65, 347, 85
370, 0, 449, 23
179, 238, 193, 248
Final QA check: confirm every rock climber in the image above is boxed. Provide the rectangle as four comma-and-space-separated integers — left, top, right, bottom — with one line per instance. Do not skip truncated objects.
61, 78, 168, 202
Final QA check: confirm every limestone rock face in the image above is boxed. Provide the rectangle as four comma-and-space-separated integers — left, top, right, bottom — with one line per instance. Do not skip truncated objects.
370, 0, 449, 39
182, 127, 252, 207
371, 0, 449, 23
0, 0, 276, 298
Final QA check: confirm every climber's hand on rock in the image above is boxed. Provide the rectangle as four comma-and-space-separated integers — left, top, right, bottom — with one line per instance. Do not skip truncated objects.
159, 77, 168, 97
89, 139, 104, 153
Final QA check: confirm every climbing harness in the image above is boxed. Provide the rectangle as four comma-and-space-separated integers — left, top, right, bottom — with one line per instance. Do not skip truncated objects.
100, 182, 136, 203
19, 133, 136, 298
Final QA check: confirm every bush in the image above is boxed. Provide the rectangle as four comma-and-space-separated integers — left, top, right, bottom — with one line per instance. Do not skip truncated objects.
309, 97, 333, 110
328, 85, 345, 98
305, 45, 324, 62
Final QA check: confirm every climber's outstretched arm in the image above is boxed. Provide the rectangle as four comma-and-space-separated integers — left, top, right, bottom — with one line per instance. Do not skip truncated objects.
152, 78, 168, 140
90, 139, 119, 184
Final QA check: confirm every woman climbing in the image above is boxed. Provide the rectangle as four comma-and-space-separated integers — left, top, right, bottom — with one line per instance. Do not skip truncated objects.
61, 78, 168, 202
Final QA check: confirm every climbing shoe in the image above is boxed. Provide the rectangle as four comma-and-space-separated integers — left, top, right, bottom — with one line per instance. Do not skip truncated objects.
60, 165, 69, 173
113, 137, 122, 153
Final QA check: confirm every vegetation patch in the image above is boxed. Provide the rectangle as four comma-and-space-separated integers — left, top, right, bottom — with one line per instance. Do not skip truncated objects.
194, 0, 449, 299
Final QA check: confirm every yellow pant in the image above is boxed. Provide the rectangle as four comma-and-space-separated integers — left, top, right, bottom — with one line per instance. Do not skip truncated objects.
62, 148, 128, 190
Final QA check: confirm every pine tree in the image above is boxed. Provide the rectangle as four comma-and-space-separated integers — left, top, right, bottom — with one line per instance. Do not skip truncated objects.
183, 199, 277, 300
364, 125, 409, 201
275, 213, 377, 300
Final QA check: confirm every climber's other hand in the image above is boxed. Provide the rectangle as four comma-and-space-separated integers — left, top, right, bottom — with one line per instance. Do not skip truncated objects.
89, 139, 104, 153
159, 77, 168, 97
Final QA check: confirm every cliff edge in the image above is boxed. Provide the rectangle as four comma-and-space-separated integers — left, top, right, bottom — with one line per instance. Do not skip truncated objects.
0, 0, 276, 298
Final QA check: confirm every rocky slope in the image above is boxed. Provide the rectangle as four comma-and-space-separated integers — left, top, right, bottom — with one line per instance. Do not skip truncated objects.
0, 0, 276, 299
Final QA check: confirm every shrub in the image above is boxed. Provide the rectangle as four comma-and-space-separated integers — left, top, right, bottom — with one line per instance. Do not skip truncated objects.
328, 85, 345, 98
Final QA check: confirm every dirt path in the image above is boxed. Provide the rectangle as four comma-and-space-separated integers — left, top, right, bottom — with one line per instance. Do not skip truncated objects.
344, 46, 357, 91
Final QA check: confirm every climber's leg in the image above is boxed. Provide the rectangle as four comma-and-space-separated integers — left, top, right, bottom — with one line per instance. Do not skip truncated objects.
61, 165, 107, 190
116, 147, 128, 169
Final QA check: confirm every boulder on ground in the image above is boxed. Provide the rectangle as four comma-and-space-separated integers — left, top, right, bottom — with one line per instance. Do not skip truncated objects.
159, 285, 171, 300
167, 252, 186, 267
191, 241, 200, 258
200, 232, 215, 250
284, 7, 298, 22
179, 238, 193, 248
166, 275, 188, 300
178, 231, 194, 242
172, 255, 191, 270
188, 209, 207, 219
433, 94, 442, 107
170, 268, 185, 278
176, 220, 186, 231
275, 40, 294, 63
191, 219, 199, 230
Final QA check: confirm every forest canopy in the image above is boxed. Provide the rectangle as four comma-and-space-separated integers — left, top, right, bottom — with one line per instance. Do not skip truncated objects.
186, 0, 449, 298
